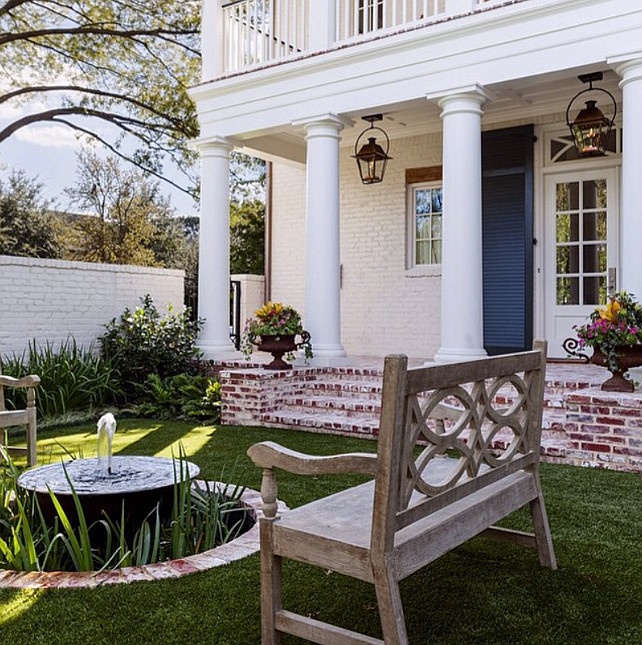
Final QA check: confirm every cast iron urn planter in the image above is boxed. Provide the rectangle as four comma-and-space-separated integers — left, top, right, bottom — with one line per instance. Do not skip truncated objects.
257, 332, 311, 370
590, 345, 642, 392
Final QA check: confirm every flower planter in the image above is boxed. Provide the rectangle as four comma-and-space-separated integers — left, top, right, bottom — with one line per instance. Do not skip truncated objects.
590, 345, 642, 392
257, 334, 297, 370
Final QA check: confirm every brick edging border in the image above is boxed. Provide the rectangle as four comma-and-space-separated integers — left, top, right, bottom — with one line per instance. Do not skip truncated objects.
0, 484, 282, 589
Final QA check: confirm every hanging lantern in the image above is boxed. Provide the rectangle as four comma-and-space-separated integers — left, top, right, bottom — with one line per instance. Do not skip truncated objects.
566, 72, 617, 157
352, 114, 392, 184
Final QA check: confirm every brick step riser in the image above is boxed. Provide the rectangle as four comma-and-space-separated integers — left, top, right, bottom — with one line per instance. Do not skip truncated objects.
263, 413, 570, 455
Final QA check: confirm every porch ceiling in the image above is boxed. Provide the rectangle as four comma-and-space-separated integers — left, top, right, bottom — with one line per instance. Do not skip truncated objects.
236, 68, 622, 165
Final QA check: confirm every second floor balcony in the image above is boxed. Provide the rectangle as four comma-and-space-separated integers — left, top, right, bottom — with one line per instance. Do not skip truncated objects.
204, 0, 522, 79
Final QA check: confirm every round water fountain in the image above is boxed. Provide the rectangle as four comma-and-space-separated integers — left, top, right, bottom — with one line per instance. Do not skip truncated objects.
17, 456, 200, 527
16, 413, 200, 529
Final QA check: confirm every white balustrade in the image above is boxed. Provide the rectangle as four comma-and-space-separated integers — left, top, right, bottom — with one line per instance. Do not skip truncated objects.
222, 0, 309, 72
219, 1, 520, 73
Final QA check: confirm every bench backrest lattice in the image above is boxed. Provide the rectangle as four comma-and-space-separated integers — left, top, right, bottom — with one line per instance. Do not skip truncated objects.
249, 341, 556, 645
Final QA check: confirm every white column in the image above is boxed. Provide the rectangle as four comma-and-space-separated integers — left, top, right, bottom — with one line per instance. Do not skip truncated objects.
201, 0, 224, 81
431, 85, 488, 363
197, 138, 238, 358
610, 55, 642, 297
299, 115, 346, 361
308, 0, 336, 51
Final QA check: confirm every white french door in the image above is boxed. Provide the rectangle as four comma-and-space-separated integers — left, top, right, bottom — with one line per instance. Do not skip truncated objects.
544, 168, 619, 358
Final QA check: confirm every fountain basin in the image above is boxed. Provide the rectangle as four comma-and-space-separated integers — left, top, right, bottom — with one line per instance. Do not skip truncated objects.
17, 456, 200, 528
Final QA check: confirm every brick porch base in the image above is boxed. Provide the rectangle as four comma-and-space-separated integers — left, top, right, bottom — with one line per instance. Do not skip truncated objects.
218, 359, 642, 474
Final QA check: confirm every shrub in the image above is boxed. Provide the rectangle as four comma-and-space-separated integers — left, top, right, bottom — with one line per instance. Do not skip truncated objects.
134, 373, 221, 422
100, 295, 203, 397
1, 339, 119, 418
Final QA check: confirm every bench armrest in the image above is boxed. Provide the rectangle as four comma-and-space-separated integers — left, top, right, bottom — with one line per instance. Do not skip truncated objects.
0, 375, 40, 389
247, 441, 377, 476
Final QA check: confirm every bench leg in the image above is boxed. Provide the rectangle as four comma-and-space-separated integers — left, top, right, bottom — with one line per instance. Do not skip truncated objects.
260, 521, 283, 644
373, 561, 408, 645
530, 492, 557, 570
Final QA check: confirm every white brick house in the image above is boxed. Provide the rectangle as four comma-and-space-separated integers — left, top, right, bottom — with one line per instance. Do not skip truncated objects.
191, 0, 642, 363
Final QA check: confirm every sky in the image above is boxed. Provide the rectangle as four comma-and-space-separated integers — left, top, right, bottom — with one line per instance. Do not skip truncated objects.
0, 108, 198, 217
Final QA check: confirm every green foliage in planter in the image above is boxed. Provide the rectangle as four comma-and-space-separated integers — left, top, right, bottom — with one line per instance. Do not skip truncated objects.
1, 339, 119, 418
134, 373, 221, 422
0, 447, 246, 573
100, 294, 203, 399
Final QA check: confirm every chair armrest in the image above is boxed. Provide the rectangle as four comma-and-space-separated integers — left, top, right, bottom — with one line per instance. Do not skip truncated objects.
247, 441, 377, 476
0, 375, 40, 388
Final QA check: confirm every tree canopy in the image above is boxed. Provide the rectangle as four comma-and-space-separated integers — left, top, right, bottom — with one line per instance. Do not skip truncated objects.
0, 169, 62, 257
0, 0, 201, 195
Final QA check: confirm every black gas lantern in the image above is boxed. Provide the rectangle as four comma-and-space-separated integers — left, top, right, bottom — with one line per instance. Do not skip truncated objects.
352, 114, 392, 184
566, 72, 617, 157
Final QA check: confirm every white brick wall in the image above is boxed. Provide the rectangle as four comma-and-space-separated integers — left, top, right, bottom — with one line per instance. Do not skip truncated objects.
271, 131, 443, 360
231, 273, 265, 324
0, 255, 184, 358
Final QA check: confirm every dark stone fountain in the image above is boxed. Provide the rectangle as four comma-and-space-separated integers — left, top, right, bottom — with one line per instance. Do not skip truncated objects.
17, 456, 200, 527
16, 414, 200, 529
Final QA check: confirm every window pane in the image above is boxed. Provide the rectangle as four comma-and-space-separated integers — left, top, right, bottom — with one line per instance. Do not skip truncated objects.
556, 213, 579, 243
431, 189, 443, 212
584, 276, 606, 305
416, 241, 430, 265
583, 212, 607, 241
583, 244, 606, 273
557, 245, 579, 274
431, 214, 441, 239
583, 179, 607, 210
415, 190, 430, 214
431, 240, 442, 264
416, 215, 430, 240
557, 277, 579, 305
556, 182, 579, 211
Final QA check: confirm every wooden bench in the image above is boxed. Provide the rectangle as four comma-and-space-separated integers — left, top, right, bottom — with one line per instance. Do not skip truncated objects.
0, 365, 40, 467
248, 341, 557, 644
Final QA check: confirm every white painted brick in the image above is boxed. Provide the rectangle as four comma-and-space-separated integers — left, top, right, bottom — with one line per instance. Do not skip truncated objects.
271, 132, 443, 360
0, 255, 184, 358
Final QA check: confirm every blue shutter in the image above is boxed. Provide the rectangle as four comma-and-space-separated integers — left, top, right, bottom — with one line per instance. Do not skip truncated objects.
482, 126, 534, 355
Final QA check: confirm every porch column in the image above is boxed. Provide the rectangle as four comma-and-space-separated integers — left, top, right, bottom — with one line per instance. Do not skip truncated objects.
300, 115, 346, 360
201, 0, 224, 81
197, 138, 238, 358
431, 85, 488, 363
610, 55, 642, 296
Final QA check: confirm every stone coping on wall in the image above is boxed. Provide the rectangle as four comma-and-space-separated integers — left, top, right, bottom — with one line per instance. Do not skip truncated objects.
0, 483, 283, 589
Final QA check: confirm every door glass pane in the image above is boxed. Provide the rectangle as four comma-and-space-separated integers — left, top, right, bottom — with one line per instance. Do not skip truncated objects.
557, 277, 579, 305
583, 244, 607, 273
556, 246, 579, 274
556, 182, 579, 211
583, 276, 606, 305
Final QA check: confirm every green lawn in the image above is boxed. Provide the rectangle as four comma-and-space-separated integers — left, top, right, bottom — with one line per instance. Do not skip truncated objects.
1, 420, 641, 644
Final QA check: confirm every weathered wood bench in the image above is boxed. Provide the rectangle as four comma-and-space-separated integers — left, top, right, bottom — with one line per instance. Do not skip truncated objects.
0, 365, 39, 467
248, 341, 557, 644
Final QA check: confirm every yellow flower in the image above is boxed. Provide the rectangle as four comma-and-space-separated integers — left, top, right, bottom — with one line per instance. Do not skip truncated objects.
598, 299, 621, 322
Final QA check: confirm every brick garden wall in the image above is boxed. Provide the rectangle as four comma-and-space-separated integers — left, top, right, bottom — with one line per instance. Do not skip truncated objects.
0, 255, 184, 358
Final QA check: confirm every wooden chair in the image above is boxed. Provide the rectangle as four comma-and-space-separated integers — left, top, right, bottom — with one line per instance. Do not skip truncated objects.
0, 364, 40, 466
248, 341, 556, 644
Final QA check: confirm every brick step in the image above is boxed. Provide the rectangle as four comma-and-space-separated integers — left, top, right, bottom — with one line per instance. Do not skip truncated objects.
299, 377, 383, 394
283, 393, 382, 414
263, 409, 379, 436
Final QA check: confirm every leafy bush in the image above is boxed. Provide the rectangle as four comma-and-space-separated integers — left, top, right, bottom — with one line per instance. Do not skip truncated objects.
100, 295, 203, 397
134, 373, 221, 422
1, 339, 119, 418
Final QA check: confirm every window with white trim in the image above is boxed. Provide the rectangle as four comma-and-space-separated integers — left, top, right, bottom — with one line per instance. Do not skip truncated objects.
407, 182, 443, 266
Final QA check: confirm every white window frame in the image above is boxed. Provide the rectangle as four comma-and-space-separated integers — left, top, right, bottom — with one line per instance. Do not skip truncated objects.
406, 181, 443, 272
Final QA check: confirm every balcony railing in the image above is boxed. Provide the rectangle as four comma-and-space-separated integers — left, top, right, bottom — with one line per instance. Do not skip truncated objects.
216, 0, 512, 75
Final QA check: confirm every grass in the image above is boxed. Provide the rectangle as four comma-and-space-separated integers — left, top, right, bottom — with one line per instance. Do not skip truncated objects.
1, 420, 641, 644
